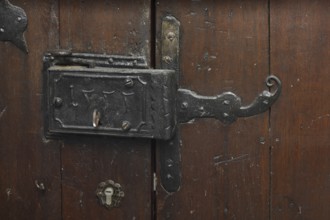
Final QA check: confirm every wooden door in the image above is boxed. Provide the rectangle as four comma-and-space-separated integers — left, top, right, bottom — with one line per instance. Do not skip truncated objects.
0, 0, 153, 219
155, 0, 330, 219
155, 1, 271, 219
0, 0, 329, 219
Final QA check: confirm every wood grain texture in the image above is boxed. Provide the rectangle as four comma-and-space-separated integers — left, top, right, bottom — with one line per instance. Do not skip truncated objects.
59, 0, 153, 219
156, 0, 270, 219
0, 0, 61, 219
270, 1, 330, 219
60, 0, 151, 58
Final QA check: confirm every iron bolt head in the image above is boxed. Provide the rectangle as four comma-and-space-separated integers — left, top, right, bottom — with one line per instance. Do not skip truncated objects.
167, 32, 176, 41
166, 159, 174, 167
54, 97, 63, 108
162, 56, 173, 63
124, 78, 134, 88
166, 174, 173, 179
181, 102, 188, 110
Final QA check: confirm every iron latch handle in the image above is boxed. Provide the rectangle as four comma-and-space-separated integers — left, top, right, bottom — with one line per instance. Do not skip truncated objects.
177, 75, 281, 124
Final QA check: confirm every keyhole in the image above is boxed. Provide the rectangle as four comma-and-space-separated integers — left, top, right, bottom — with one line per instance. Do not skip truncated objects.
104, 187, 114, 206
93, 109, 101, 128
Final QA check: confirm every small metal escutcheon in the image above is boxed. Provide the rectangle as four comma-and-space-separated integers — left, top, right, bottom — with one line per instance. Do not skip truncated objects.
96, 180, 124, 209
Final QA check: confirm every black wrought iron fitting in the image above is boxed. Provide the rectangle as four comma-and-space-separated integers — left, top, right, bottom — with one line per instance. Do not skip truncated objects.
177, 75, 281, 124
0, 0, 28, 53
43, 16, 282, 193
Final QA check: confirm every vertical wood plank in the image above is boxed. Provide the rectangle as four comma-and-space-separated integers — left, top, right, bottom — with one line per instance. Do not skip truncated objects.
156, 0, 270, 219
270, 1, 330, 219
0, 0, 61, 219
59, 0, 153, 219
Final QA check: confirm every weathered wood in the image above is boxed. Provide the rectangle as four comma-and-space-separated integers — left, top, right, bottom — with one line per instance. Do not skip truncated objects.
270, 0, 330, 219
59, 0, 153, 219
156, 0, 270, 219
0, 0, 61, 219
1, 1, 329, 219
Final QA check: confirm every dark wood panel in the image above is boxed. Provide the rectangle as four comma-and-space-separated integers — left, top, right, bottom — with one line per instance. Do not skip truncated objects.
0, 0, 61, 219
59, 0, 153, 219
156, 0, 270, 219
60, 0, 151, 58
60, 137, 152, 219
270, 1, 330, 219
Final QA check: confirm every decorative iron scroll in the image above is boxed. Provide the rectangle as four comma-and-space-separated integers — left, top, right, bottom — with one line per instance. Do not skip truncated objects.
0, 0, 28, 53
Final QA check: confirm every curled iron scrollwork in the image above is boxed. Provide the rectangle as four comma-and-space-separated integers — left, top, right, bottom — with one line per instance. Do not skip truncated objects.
237, 75, 281, 117
177, 75, 282, 124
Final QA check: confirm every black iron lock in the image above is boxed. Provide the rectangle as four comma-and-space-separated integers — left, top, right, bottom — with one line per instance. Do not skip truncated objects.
44, 53, 177, 140
44, 53, 280, 139
43, 16, 281, 193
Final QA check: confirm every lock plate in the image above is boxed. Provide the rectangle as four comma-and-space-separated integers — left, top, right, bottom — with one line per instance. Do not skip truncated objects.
44, 54, 176, 140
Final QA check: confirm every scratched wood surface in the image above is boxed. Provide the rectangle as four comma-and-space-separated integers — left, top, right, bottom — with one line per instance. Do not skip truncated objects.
270, 0, 330, 219
1, 1, 330, 220
156, 1, 271, 219
59, 0, 153, 219
0, 0, 61, 219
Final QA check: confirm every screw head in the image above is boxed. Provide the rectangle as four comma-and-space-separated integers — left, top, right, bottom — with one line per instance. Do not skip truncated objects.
166, 159, 174, 167
181, 102, 188, 110
167, 32, 176, 41
162, 56, 173, 63
121, 121, 131, 131
166, 174, 173, 179
54, 97, 63, 108
124, 78, 134, 88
